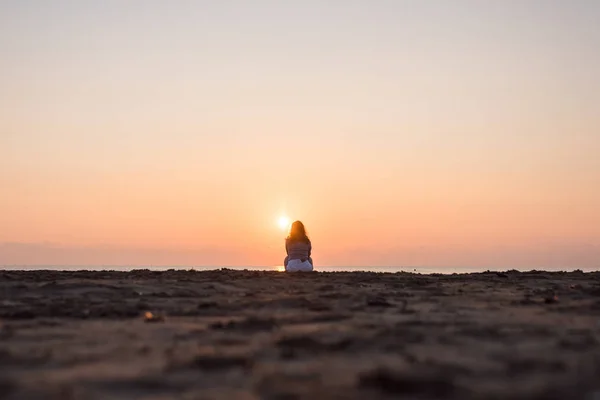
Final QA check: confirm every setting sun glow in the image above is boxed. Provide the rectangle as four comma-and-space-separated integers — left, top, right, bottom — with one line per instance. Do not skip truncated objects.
278, 216, 290, 231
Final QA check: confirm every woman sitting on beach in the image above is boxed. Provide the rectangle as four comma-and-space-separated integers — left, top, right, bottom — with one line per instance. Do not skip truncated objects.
284, 221, 313, 272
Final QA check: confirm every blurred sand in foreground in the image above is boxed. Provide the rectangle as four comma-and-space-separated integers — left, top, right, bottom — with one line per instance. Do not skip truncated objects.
1, 269, 600, 399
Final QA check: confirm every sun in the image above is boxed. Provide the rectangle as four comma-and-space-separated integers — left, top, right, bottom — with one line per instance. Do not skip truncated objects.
278, 216, 290, 230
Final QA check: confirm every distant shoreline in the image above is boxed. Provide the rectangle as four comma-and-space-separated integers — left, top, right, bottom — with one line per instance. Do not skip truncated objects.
0, 266, 598, 274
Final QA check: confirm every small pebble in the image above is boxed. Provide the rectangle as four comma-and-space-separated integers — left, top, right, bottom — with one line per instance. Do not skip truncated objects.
544, 295, 559, 304
143, 311, 165, 323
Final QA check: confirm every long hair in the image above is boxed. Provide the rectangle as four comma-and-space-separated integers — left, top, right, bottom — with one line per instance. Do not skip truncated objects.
287, 220, 310, 243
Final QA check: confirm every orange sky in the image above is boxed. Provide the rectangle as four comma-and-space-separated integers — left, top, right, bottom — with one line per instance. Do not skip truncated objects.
1, 1, 599, 268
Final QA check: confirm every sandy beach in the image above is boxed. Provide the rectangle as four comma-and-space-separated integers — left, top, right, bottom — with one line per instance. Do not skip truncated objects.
1, 269, 600, 399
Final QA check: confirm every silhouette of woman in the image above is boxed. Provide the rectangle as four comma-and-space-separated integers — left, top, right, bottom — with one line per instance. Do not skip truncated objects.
284, 221, 313, 272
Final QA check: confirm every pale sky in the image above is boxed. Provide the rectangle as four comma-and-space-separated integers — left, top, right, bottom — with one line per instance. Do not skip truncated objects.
1, 0, 599, 268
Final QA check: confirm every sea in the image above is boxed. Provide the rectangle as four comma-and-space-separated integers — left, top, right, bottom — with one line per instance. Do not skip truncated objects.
0, 265, 598, 274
